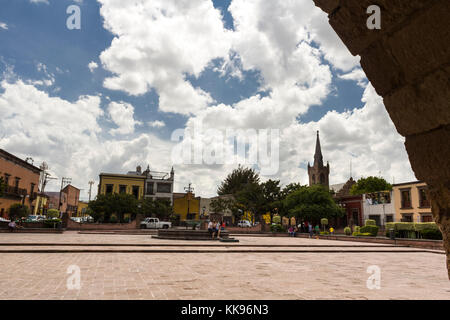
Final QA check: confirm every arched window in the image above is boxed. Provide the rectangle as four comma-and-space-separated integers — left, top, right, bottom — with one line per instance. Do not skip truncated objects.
320, 173, 325, 184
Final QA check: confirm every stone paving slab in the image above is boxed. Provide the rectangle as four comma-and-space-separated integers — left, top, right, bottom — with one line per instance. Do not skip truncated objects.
0, 252, 449, 300
0, 232, 394, 246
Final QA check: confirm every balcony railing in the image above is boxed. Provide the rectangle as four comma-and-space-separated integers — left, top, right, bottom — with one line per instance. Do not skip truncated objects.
419, 199, 430, 207
4, 186, 28, 197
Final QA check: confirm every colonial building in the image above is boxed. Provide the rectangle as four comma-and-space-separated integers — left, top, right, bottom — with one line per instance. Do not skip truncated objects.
331, 178, 364, 228
44, 184, 80, 217
363, 191, 395, 226
199, 194, 234, 224
0, 149, 41, 218
142, 165, 174, 204
98, 165, 174, 203
392, 181, 432, 223
173, 192, 200, 222
307, 131, 330, 189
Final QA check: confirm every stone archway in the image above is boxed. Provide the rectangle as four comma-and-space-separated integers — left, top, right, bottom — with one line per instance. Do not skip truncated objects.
313, 0, 450, 278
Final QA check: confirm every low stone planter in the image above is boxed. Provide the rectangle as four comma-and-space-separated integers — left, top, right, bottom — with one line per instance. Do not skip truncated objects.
155, 229, 231, 241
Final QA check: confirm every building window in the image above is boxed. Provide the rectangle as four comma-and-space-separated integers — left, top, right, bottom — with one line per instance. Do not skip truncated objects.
132, 186, 140, 199
386, 215, 393, 223
418, 187, 430, 207
320, 173, 325, 184
146, 182, 154, 195
400, 189, 412, 208
401, 214, 413, 222
105, 184, 114, 194
157, 183, 171, 193
368, 215, 381, 226
421, 214, 433, 222
312, 174, 316, 184
4, 174, 10, 185
119, 185, 127, 194
30, 183, 35, 195
14, 177, 20, 189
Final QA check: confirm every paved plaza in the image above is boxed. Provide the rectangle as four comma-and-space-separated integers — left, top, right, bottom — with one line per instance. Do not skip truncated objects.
0, 232, 449, 300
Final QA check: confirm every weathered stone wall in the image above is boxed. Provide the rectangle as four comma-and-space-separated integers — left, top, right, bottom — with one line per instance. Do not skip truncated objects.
313, 0, 450, 278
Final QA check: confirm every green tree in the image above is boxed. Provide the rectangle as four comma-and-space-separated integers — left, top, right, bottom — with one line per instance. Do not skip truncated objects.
350, 176, 392, 195
140, 198, 173, 219
210, 197, 232, 215
261, 179, 281, 220
235, 182, 266, 224
47, 209, 59, 218
217, 165, 260, 196
9, 204, 30, 220
88, 193, 138, 222
284, 185, 344, 224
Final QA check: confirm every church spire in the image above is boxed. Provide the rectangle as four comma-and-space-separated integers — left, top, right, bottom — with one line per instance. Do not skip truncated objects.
314, 130, 323, 167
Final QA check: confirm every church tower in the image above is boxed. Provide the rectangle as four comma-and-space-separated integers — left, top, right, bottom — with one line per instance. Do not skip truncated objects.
307, 131, 330, 189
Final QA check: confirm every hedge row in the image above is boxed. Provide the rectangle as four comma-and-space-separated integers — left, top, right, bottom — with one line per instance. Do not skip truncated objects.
385, 222, 442, 240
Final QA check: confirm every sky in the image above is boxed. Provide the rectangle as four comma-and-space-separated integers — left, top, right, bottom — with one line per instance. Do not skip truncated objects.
0, 0, 416, 200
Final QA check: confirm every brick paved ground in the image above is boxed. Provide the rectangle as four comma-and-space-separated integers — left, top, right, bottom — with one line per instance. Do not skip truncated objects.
0, 232, 448, 300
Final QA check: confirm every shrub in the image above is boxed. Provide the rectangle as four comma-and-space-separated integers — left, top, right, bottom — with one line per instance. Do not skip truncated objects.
272, 215, 281, 224
395, 222, 415, 231
320, 231, 330, 235
47, 209, 59, 219
344, 227, 351, 236
421, 229, 443, 240
270, 224, 285, 233
365, 219, 376, 226
9, 204, 30, 220
353, 226, 360, 233
414, 222, 439, 232
360, 225, 379, 236
353, 232, 371, 237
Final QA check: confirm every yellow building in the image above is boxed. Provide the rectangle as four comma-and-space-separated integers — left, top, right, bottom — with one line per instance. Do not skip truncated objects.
98, 173, 145, 200
173, 192, 200, 221
76, 201, 89, 217
393, 181, 433, 223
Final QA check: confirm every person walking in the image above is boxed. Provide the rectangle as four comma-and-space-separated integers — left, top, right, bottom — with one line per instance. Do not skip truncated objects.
315, 224, 320, 238
308, 223, 313, 238
8, 220, 16, 232
216, 221, 222, 238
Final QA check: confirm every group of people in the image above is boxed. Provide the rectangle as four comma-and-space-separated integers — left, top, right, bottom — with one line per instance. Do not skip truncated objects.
207, 220, 226, 239
288, 221, 334, 238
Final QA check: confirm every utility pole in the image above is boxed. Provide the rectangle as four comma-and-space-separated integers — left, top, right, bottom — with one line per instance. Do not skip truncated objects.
184, 183, 194, 220
88, 180, 95, 202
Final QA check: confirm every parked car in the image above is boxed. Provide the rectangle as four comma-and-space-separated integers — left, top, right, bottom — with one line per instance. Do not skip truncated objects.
140, 218, 171, 229
237, 220, 252, 228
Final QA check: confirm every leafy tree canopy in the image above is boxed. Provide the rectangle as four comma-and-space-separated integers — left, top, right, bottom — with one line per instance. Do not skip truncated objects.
217, 165, 260, 196
140, 197, 173, 219
88, 193, 138, 222
350, 176, 392, 195
284, 185, 344, 224
9, 204, 30, 220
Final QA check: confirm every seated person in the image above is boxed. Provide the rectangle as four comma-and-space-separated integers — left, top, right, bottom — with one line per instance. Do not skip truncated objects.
8, 220, 16, 232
